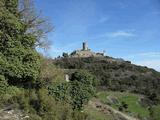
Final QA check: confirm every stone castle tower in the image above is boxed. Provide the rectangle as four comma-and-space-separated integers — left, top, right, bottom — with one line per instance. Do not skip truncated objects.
82, 42, 88, 51
69, 42, 104, 57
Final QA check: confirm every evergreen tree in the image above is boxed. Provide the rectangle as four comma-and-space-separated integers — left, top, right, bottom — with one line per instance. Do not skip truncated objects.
70, 70, 96, 110
0, 0, 40, 86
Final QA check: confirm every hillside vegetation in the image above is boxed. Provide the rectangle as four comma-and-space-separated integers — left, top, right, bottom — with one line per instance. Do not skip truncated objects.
96, 91, 150, 119
54, 57, 160, 102
0, 1, 97, 119
54, 57, 160, 119
1, 0, 160, 120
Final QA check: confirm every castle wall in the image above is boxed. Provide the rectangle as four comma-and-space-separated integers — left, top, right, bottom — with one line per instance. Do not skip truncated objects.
69, 42, 104, 58
71, 51, 104, 57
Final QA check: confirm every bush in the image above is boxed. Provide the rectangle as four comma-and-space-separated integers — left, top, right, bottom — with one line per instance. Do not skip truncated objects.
149, 105, 160, 120
72, 111, 91, 120
0, 81, 21, 107
37, 88, 70, 120
48, 82, 70, 102
70, 70, 96, 110
0, 75, 8, 94
5, 88, 76, 120
38, 59, 65, 89
49, 70, 97, 111
121, 101, 128, 109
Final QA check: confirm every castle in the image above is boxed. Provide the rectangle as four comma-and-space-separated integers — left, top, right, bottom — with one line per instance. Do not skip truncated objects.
70, 42, 105, 58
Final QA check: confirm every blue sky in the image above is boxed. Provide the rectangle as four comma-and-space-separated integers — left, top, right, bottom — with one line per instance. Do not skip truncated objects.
35, 0, 160, 71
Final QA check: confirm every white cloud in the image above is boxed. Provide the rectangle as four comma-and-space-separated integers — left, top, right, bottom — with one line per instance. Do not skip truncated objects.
106, 30, 136, 38
88, 30, 136, 41
134, 60, 160, 72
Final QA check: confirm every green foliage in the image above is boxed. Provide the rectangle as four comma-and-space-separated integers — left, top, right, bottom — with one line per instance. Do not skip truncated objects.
0, 75, 8, 94
70, 70, 98, 86
0, 75, 21, 105
38, 59, 65, 88
3, 87, 92, 120
0, 0, 40, 86
36, 88, 72, 120
49, 70, 96, 110
70, 70, 96, 110
72, 111, 91, 120
0, 85, 21, 107
54, 57, 160, 103
70, 81, 94, 110
149, 105, 160, 120
4, 0, 19, 14
5, 88, 73, 120
49, 82, 70, 102
84, 104, 114, 120
97, 91, 150, 118
0, 1, 94, 120
63, 52, 69, 58
147, 92, 160, 104
121, 101, 128, 109
118, 101, 128, 112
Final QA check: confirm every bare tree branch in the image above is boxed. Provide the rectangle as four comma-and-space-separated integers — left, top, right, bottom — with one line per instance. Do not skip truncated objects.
18, 0, 53, 49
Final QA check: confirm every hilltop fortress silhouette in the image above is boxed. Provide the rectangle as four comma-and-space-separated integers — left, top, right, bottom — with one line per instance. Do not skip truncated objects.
70, 42, 105, 58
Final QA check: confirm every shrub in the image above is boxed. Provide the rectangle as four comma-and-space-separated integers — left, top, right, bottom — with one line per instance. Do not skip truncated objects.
48, 82, 70, 102
38, 59, 65, 89
0, 75, 8, 94
149, 105, 160, 120
70, 70, 96, 110
49, 70, 97, 111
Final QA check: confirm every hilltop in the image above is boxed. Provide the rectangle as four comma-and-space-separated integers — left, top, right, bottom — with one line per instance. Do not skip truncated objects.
62, 42, 105, 58
54, 54, 160, 102
1, 1, 160, 120
53, 54, 160, 120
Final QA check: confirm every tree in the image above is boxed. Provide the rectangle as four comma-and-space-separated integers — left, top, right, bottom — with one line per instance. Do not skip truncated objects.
49, 70, 96, 110
149, 105, 160, 120
70, 70, 97, 86
0, 75, 8, 94
38, 58, 65, 88
18, 0, 53, 49
62, 52, 69, 58
121, 101, 128, 109
0, 0, 40, 86
70, 70, 96, 110
148, 92, 159, 104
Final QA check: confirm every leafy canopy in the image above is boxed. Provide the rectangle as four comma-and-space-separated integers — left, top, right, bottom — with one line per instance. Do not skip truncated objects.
0, 0, 40, 86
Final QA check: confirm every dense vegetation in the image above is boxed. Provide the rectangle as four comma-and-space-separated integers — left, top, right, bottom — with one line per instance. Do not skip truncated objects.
49, 70, 96, 110
54, 57, 160, 104
0, 0, 40, 87
1, 0, 160, 120
0, 0, 96, 119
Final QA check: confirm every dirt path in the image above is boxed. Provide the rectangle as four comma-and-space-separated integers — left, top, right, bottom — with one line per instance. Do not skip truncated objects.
90, 98, 139, 120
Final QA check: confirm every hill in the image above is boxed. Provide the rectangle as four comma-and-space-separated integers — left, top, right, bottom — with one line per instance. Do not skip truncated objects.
53, 56, 160, 102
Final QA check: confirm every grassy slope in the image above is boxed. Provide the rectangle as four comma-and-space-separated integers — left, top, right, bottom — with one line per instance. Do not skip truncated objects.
84, 102, 114, 120
96, 91, 150, 118
151, 105, 160, 120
